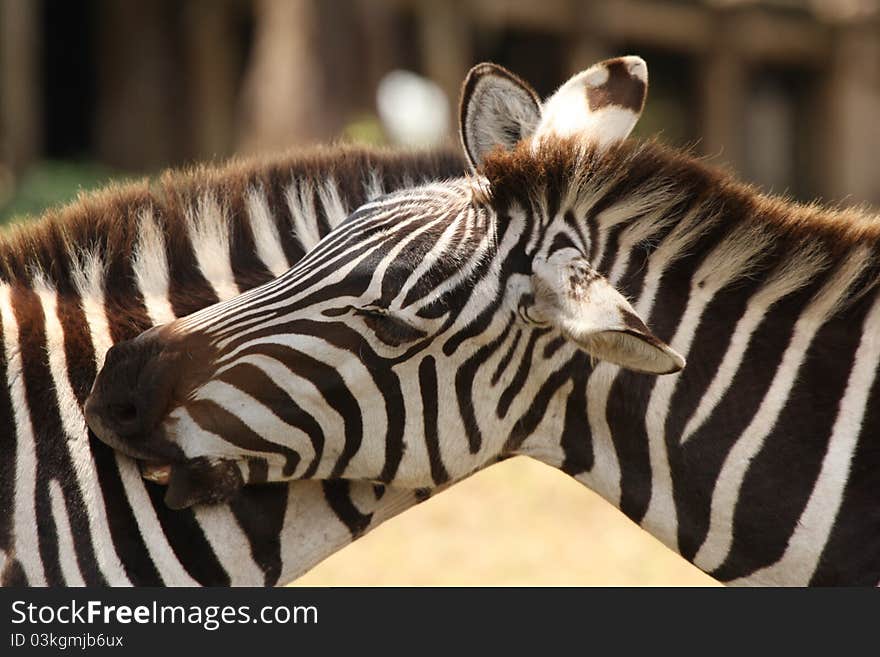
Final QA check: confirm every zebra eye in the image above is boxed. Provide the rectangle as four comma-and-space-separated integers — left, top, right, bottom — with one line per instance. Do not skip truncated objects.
354, 307, 427, 347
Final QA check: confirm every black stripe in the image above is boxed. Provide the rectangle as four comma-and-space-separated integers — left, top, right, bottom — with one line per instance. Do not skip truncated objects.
455, 315, 516, 453
492, 329, 522, 385
261, 168, 305, 268
12, 285, 69, 585
505, 357, 579, 452
559, 352, 592, 476
497, 330, 548, 419
160, 199, 221, 318
322, 480, 372, 538
144, 482, 231, 586
230, 484, 288, 586
811, 306, 880, 585
419, 356, 449, 485
606, 199, 734, 524
226, 183, 276, 291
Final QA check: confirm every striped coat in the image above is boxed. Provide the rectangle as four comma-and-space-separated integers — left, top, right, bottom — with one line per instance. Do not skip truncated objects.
0, 145, 465, 585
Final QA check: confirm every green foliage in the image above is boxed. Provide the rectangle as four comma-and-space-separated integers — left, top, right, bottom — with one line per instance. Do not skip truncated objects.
0, 161, 126, 226
341, 113, 387, 147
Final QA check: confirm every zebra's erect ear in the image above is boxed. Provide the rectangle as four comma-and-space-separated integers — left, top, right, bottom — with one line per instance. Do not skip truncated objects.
459, 63, 541, 171
530, 249, 684, 375
532, 56, 648, 151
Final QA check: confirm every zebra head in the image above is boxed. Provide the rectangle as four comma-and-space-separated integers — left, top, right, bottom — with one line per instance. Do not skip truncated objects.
85, 57, 684, 509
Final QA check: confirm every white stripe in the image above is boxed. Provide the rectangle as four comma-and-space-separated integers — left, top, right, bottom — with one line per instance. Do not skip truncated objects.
49, 481, 85, 586
113, 453, 199, 585
364, 170, 385, 201
246, 186, 289, 277
132, 207, 176, 325
316, 177, 348, 229
186, 193, 240, 301
733, 291, 880, 585
71, 253, 112, 368
0, 282, 47, 586
33, 277, 130, 584
286, 181, 322, 251
189, 379, 316, 474
276, 482, 353, 584
192, 505, 264, 587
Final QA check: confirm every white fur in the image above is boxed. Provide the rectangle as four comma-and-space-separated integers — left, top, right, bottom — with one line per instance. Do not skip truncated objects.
186, 193, 240, 302
246, 186, 290, 277
285, 181, 323, 251
193, 503, 265, 586
316, 177, 348, 229
533, 56, 646, 150
132, 207, 176, 325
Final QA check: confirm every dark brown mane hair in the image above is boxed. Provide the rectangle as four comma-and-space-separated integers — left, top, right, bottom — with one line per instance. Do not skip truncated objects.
0, 144, 465, 297
479, 137, 880, 258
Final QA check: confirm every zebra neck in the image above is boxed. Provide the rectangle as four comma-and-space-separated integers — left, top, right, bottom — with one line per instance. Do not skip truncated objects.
550, 170, 880, 585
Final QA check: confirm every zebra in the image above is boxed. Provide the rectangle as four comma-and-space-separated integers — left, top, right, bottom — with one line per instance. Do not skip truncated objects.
88, 55, 880, 586
0, 144, 469, 586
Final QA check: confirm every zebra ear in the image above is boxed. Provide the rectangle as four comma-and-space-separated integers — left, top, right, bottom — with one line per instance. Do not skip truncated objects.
530, 249, 684, 375
532, 56, 647, 151
459, 63, 541, 171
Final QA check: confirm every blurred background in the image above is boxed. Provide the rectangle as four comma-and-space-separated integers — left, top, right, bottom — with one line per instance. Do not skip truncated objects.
2, 0, 879, 585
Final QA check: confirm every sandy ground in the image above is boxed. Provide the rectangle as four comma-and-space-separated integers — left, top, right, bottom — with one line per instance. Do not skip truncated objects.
292, 456, 718, 586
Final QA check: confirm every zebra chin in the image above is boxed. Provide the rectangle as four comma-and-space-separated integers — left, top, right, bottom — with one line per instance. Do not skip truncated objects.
86, 400, 245, 510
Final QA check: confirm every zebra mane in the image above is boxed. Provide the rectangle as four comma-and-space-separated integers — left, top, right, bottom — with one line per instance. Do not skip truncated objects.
480, 137, 880, 310
0, 144, 465, 302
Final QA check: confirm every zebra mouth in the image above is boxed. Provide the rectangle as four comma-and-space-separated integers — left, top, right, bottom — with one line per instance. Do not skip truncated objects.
137, 458, 245, 510
140, 461, 172, 484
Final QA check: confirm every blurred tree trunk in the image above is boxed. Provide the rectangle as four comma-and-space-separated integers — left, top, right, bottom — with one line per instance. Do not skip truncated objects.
184, 0, 239, 160
416, 0, 470, 133
0, 0, 42, 178
238, 0, 342, 153
93, 0, 183, 170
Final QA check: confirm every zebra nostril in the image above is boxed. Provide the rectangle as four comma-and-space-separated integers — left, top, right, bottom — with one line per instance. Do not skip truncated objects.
109, 401, 139, 428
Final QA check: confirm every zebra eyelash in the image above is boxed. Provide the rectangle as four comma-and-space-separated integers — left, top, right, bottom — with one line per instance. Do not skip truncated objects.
353, 306, 428, 347
321, 304, 428, 346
